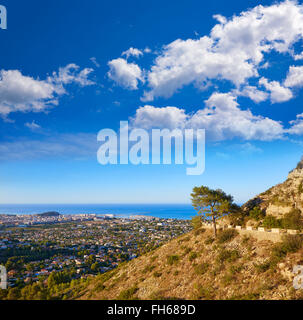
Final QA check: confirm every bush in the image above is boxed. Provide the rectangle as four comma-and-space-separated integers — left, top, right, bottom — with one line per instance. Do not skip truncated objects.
249, 207, 265, 221
194, 284, 214, 300
183, 246, 192, 254
118, 286, 139, 300
217, 249, 240, 264
189, 252, 198, 262
282, 209, 303, 230
194, 263, 209, 275
262, 215, 282, 229
271, 235, 303, 265
95, 282, 106, 292
167, 255, 180, 265
204, 236, 215, 245
254, 260, 270, 273
229, 264, 243, 274
194, 228, 206, 236
222, 273, 234, 285
217, 229, 238, 244
143, 265, 156, 273
153, 271, 162, 278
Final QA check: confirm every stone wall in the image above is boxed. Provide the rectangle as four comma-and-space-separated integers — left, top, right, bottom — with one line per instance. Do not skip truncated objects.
202, 222, 300, 243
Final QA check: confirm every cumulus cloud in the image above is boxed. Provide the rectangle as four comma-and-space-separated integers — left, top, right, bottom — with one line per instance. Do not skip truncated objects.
138, 1, 303, 101
288, 113, 303, 135
235, 85, 268, 103
131, 105, 188, 130
50, 63, 95, 87
131, 93, 285, 141
122, 47, 143, 59
108, 58, 144, 90
0, 64, 95, 118
259, 77, 293, 103
284, 65, 303, 87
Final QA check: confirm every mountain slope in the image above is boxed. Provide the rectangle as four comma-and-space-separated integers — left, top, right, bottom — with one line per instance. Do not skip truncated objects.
242, 158, 303, 218
62, 228, 303, 300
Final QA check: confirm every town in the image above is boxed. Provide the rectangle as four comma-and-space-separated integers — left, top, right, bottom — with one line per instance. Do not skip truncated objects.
0, 213, 192, 290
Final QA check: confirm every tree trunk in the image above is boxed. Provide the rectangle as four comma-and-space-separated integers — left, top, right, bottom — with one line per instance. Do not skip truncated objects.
212, 216, 217, 238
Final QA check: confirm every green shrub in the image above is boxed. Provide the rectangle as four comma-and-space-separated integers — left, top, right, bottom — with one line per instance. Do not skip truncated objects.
95, 282, 106, 292
150, 255, 158, 263
204, 236, 215, 245
262, 215, 282, 229
183, 246, 192, 255
153, 271, 162, 278
217, 229, 238, 243
270, 235, 303, 266
222, 273, 234, 285
254, 260, 270, 273
229, 264, 243, 274
194, 285, 214, 300
249, 207, 265, 221
217, 249, 240, 264
282, 209, 303, 230
194, 263, 209, 275
194, 228, 206, 236
189, 252, 198, 262
143, 265, 156, 273
118, 286, 139, 300
167, 255, 180, 265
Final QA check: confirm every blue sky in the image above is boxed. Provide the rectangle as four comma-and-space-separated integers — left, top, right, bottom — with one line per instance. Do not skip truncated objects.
1, 0, 303, 204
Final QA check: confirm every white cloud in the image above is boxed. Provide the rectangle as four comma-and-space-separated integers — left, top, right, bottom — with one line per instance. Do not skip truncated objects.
25, 121, 41, 131
122, 47, 143, 59
108, 58, 144, 90
0, 64, 95, 118
144, 47, 152, 54
90, 57, 100, 68
131, 105, 188, 130
259, 77, 293, 103
284, 65, 303, 87
140, 1, 303, 101
131, 93, 285, 141
51, 63, 95, 87
288, 113, 303, 134
235, 85, 268, 103
213, 14, 227, 24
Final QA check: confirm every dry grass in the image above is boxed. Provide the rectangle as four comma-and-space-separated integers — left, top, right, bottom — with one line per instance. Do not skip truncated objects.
74, 228, 303, 300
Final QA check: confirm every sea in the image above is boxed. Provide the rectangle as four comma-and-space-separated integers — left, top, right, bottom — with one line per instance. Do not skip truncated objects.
0, 204, 197, 220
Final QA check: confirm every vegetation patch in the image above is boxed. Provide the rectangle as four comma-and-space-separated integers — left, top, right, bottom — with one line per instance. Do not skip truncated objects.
188, 252, 198, 262
194, 263, 209, 275
217, 229, 238, 244
117, 286, 139, 300
204, 236, 215, 245
254, 260, 271, 273
143, 265, 156, 273
216, 249, 240, 264
167, 255, 180, 265
153, 271, 162, 278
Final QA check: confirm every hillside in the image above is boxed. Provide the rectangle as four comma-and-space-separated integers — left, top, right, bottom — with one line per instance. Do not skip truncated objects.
57, 227, 303, 300
242, 158, 303, 218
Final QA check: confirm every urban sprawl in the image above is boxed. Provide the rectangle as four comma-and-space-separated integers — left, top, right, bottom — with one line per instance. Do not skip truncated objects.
0, 213, 191, 288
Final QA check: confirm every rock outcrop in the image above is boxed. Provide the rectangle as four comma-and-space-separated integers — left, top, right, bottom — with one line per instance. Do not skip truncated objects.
242, 157, 303, 217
